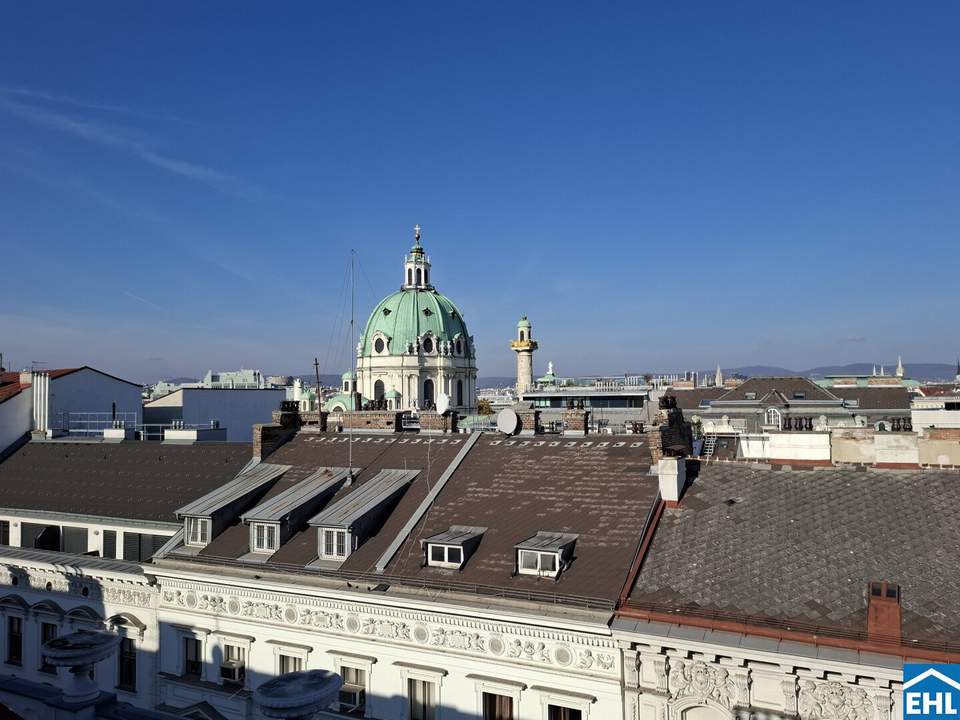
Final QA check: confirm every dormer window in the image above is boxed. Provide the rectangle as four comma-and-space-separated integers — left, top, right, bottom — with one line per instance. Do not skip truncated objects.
793, 392, 806, 400
423, 526, 485, 569
518, 550, 557, 576
744, 392, 757, 400
321, 529, 348, 559
429, 545, 462, 568
252, 523, 278, 553
185, 517, 210, 547
309, 469, 419, 566
515, 531, 577, 578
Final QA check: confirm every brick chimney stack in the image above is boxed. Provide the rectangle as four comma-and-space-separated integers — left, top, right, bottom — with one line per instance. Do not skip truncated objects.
866, 580, 901, 644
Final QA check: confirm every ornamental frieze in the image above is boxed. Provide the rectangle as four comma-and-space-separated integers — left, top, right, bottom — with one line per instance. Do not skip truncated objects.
157, 579, 619, 675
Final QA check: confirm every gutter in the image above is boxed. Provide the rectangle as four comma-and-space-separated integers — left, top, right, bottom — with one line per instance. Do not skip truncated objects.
615, 605, 960, 664
616, 494, 665, 608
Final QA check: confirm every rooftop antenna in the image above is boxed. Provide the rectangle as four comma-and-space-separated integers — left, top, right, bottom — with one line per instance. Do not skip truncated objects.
348, 248, 355, 483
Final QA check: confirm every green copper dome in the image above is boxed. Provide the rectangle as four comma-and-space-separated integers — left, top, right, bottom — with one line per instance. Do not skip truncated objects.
360, 288, 472, 357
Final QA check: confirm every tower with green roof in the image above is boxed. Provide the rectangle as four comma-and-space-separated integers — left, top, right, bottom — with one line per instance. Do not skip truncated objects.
353, 225, 477, 412
511, 315, 538, 395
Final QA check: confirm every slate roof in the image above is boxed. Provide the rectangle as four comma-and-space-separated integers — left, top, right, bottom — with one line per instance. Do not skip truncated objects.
181, 431, 659, 607
0, 441, 252, 523
627, 463, 960, 646
715, 377, 839, 403
667, 388, 725, 410
196, 434, 464, 566
831, 387, 912, 411
380, 435, 657, 603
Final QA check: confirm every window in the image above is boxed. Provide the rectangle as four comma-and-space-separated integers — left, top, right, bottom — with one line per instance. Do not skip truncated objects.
483, 692, 513, 720
123, 532, 168, 561
0, 520, 8, 546
220, 644, 245, 686
6, 617, 22, 665
183, 637, 202, 678
548, 706, 582, 720
279, 653, 302, 674
374, 337, 385, 354
322, 529, 347, 559
339, 665, 367, 715
517, 549, 559, 576
455, 339, 462, 355
416, 268, 422, 285
945, 402, 960, 411
422, 337, 434, 354
253, 523, 277, 553
102, 529, 117, 558
39, 622, 57, 673
764, 407, 782, 429
186, 517, 210, 547
457, 379, 464, 407
407, 268, 413, 285
408, 678, 436, 720
744, 392, 757, 400
117, 637, 137, 691
792, 392, 806, 400
427, 544, 464, 568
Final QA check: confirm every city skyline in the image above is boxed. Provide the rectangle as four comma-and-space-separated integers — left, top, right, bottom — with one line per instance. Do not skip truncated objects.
2, 3, 959, 380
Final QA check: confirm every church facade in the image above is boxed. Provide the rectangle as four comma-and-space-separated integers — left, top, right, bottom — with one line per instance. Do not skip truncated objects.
354, 226, 478, 412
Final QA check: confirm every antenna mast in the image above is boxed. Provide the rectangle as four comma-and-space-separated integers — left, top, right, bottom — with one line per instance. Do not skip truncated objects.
349, 249, 355, 480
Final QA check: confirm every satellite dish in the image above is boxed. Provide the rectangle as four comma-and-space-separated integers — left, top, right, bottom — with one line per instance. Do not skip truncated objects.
496, 408, 521, 436
436, 392, 450, 415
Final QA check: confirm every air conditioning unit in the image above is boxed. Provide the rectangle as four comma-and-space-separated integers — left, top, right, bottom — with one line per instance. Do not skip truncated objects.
339, 684, 366, 712
220, 660, 245, 684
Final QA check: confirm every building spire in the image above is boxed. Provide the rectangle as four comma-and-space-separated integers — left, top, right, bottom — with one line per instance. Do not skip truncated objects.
896, 354, 904, 378
714, 364, 723, 387
414, 224, 421, 246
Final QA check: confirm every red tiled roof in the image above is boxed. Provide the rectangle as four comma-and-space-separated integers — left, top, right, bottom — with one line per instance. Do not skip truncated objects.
0, 382, 29, 404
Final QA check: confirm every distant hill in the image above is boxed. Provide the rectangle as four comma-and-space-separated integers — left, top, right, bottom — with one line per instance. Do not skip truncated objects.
477, 376, 516, 388
723, 363, 957, 382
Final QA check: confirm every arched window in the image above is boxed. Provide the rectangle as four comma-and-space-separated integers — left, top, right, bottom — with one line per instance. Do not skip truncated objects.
416, 268, 422, 285
456, 379, 463, 406
455, 339, 462, 354
407, 268, 413, 285
520, 330, 526, 340
765, 407, 782, 429
374, 380, 385, 401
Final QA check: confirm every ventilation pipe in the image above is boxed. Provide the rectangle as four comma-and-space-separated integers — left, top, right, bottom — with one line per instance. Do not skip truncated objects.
32, 370, 50, 434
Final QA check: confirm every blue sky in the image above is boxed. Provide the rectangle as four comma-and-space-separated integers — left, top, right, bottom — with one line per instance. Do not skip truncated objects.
1, 3, 958, 382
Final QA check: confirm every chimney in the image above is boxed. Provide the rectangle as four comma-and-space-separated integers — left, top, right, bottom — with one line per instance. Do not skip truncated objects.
866, 580, 901, 644
658, 456, 686, 506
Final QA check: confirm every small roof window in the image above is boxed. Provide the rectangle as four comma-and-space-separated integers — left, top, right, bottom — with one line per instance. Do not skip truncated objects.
515, 531, 577, 578
422, 526, 486, 570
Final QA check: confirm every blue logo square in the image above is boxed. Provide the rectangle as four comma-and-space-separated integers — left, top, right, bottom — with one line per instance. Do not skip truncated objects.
904, 665, 960, 720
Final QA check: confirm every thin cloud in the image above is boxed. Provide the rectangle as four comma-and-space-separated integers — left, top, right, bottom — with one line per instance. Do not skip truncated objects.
0, 95, 264, 200
121, 290, 165, 312
0, 85, 193, 124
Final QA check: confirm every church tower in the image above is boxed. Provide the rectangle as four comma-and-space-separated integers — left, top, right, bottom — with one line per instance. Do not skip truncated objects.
511, 316, 538, 395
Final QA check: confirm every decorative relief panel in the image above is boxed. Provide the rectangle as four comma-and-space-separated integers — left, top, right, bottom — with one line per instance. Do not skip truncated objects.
670, 659, 738, 709
798, 681, 875, 720
0, 565, 152, 608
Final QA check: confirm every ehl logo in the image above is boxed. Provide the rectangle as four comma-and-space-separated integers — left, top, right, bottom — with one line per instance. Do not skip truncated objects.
904, 665, 960, 720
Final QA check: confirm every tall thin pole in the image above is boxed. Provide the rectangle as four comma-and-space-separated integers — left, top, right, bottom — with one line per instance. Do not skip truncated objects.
349, 249, 355, 479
